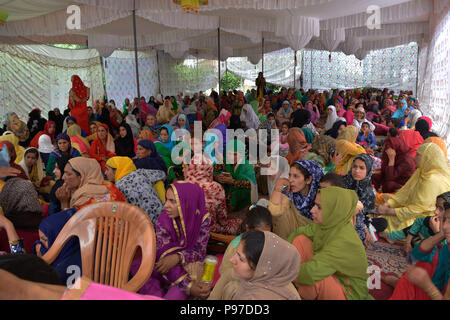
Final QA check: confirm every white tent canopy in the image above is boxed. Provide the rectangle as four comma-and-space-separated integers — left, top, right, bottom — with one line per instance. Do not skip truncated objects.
0, 0, 432, 60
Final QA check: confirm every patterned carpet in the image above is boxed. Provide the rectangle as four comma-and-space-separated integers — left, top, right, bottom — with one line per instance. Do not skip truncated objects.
366, 240, 411, 300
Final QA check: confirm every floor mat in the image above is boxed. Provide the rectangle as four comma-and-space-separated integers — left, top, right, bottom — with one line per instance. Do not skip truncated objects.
366, 240, 410, 300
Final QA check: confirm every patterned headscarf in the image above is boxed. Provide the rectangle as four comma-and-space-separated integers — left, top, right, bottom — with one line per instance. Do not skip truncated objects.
0, 178, 43, 229
311, 135, 336, 166
285, 160, 324, 220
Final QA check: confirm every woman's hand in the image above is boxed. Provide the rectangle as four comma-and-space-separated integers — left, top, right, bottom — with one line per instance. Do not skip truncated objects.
402, 241, 413, 256
429, 215, 440, 234
386, 148, 396, 159
0, 214, 13, 230
274, 178, 290, 193
155, 254, 180, 275
331, 152, 343, 166
35, 243, 42, 257
0, 167, 21, 179
406, 265, 431, 288
55, 183, 71, 208
217, 173, 233, 185
189, 281, 212, 299
376, 202, 392, 215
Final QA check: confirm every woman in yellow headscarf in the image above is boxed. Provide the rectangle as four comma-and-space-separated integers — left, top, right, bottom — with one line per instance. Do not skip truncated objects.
334, 125, 366, 175
67, 124, 91, 157
105, 156, 166, 224
424, 136, 447, 159
0, 133, 25, 164
376, 143, 450, 232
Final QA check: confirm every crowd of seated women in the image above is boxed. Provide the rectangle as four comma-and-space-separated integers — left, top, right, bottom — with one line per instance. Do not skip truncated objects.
0, 87, 448, 301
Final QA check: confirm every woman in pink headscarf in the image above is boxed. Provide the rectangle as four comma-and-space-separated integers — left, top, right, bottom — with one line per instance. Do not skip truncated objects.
304, 101, 320, 125
208, 109, 231, 129
139, 99, 158, 123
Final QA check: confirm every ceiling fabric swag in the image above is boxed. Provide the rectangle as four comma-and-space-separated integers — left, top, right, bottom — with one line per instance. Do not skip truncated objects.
345, 22, 428, 38
319, 28, 346, 52
0, 44, 100, 68
88, 33, 121, 58
137, 0, 334, 11
320, 0, 431, 30
0, 5, 130, 37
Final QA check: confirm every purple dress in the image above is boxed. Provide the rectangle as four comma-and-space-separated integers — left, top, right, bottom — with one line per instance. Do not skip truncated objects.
131, 182, 211, 300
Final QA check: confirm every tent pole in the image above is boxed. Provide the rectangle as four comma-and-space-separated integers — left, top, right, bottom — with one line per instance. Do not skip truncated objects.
415, 44, 419, 97
218, 27, 221, 93
310, 50, 313, 90
293, 50, 297, 89
262, 36, 264, 75
225, 59, 228, 92
132, 0, 142, 126
156, 50, 161, 95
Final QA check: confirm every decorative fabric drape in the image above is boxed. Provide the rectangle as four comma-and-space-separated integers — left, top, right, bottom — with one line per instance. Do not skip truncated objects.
0, 44, 104, 121
417, 8, 450, 161
103, 50, 159, 105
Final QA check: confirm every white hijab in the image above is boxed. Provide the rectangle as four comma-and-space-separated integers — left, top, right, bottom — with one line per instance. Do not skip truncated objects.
409, 109, 422, 129
38, 134, 55, 154
240, 104, 260, 129
266, 155, 290, 196
125, 114, 141, 138
324, 105, 337, 131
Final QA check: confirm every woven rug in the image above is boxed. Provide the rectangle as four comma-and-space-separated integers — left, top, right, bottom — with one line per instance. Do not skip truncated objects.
366, 240, 410, 300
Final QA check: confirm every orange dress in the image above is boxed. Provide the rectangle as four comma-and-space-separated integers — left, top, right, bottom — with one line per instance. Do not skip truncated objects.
76, 181, 126, 211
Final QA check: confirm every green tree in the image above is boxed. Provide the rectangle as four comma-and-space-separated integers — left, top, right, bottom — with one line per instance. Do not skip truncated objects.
221, 71, 242, 92
50, 44, 87, 50
267, 83, 281, 93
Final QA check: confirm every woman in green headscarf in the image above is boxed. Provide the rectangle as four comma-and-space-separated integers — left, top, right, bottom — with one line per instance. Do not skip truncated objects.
154, 124, 185, 182
214, 139, 257, 212
301, 128, 314, 144
288, 186, 373, 300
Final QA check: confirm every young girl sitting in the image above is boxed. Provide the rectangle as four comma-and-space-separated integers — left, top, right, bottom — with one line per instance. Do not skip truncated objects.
279, 121, 290, 157
379, 191, 450, 256
357, 122, 377, 153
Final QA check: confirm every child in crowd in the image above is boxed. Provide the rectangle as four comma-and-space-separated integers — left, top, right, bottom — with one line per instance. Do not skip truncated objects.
357, 122, 377, 152
279, 121, 290, 157
379, 191, 450, 255
208, 202, 273, 300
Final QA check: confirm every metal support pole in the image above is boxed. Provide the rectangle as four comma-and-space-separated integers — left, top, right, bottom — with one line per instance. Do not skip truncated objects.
218, 27, 221, 92
294, 50, 297, 89
225, 59, 228, 92
310, 50, 313, 90
156, 50, 161, 95
415, 44, 419, 97
196, 54, 199, 86
132, 1, 142, 126
261, 37, 264, 75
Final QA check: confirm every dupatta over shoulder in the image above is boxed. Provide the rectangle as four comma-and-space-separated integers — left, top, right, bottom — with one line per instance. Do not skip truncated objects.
233, 231, 301, 300
157, 182, 209, 261
385, 143, 450, 231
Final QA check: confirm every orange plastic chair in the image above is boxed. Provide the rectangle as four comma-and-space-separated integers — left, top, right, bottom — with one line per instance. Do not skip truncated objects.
42, 201, 156, 293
